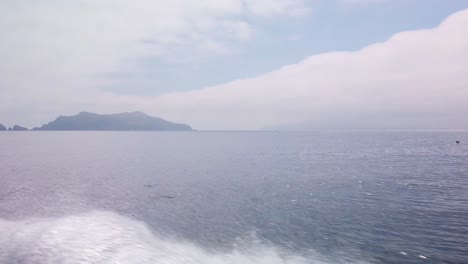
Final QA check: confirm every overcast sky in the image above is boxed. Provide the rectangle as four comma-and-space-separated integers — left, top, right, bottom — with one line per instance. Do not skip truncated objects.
1, 0, 468, 130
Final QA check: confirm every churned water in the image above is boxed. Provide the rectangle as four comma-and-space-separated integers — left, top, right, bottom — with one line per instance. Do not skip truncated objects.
0, 131, 467, 264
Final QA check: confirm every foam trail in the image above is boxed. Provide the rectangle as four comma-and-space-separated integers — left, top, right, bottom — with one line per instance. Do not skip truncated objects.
0, 211, 365, 264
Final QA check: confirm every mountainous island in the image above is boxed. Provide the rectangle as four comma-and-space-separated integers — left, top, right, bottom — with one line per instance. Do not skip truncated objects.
0, 124, 6, 131
31, 111, 192, 131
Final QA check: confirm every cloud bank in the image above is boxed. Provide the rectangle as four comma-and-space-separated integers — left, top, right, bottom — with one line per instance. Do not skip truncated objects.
122, 9, 468, 130
0, 2, 467, 130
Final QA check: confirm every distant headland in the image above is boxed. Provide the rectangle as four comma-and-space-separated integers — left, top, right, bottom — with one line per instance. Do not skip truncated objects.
0, 111, 193, 131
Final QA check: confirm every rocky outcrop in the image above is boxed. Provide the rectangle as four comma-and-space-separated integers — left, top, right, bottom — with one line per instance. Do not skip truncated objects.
9, 125, 28, 131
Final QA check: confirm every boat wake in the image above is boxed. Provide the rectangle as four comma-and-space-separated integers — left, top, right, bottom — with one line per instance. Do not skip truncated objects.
0, 211, 368, 264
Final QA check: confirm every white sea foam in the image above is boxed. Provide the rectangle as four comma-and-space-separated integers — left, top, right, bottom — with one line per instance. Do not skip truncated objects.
0, 211, 367, 264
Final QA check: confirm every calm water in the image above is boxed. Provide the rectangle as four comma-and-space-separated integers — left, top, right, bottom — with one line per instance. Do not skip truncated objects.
0, 131, 467, 264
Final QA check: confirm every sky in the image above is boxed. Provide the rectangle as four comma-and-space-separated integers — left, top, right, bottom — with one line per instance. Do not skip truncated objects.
1, 0, 468, 130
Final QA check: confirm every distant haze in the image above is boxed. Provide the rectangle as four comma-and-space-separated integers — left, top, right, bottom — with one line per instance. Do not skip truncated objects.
0, 1, 467, 130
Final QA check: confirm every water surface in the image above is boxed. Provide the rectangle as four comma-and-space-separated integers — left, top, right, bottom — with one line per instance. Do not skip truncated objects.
0, 131, 467, 263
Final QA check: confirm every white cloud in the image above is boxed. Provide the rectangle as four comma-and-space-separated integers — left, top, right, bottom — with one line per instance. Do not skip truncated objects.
120, 9, 468, 130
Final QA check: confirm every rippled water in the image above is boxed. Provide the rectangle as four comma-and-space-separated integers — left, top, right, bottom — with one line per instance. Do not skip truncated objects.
0, 131, 467, 264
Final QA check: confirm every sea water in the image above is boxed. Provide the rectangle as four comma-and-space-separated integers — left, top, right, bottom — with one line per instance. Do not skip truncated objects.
0, 131, 467, 263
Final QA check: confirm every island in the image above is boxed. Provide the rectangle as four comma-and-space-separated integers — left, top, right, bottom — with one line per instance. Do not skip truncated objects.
0, 124, 5, 131
32, 111, 192, 131
8, 125, 28, 131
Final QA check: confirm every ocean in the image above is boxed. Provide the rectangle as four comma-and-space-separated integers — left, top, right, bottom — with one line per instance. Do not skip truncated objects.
0, 131, 467, 264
